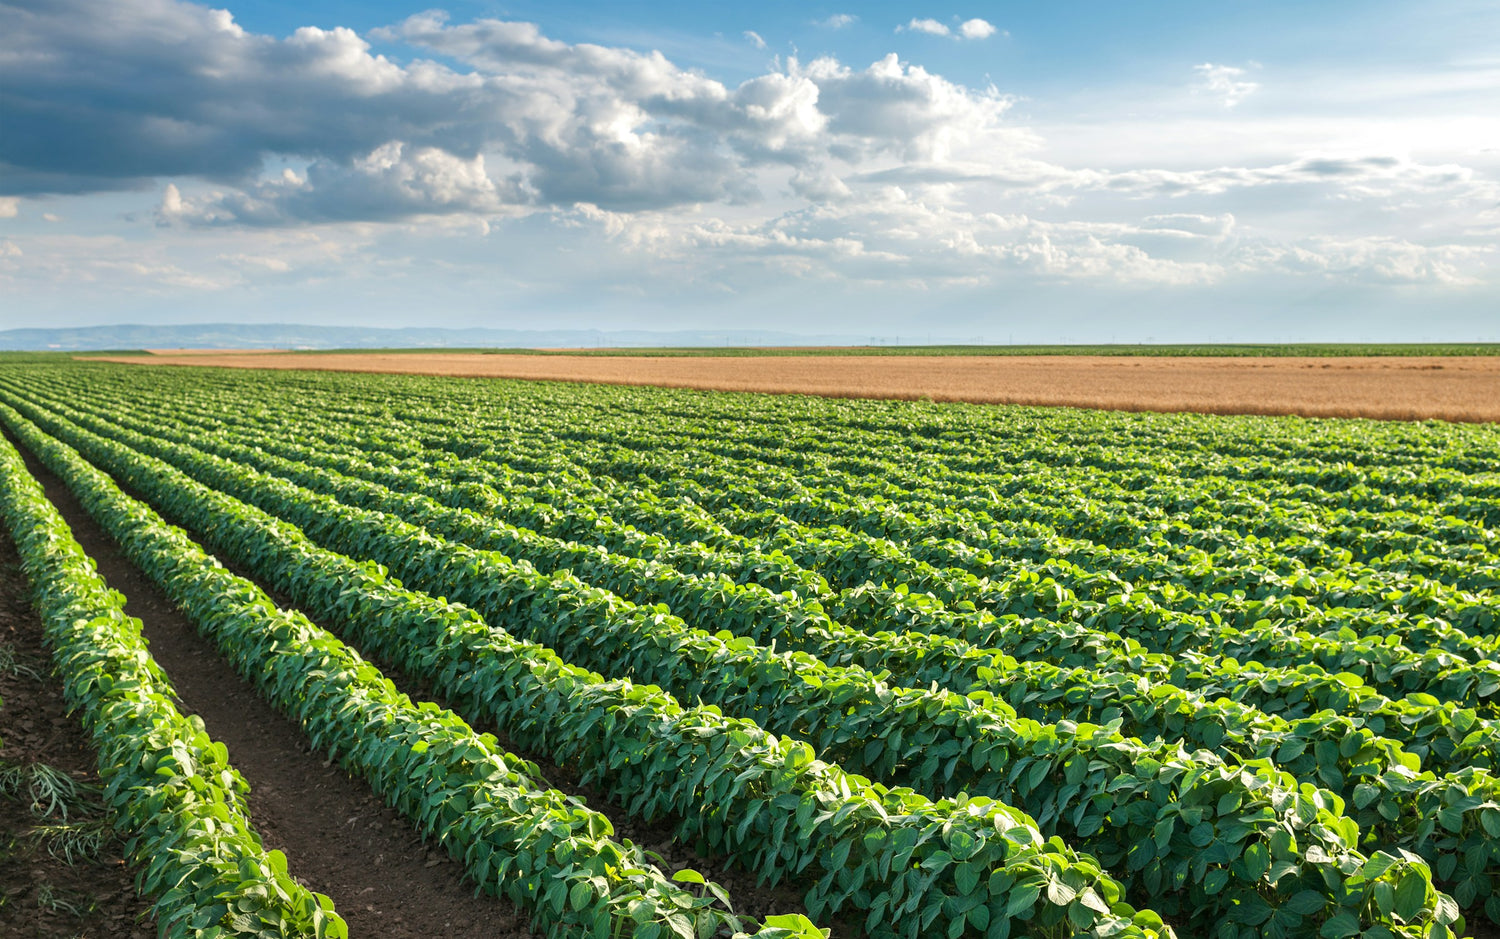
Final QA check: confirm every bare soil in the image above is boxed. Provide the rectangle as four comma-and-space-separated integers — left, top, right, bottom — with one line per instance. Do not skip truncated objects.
140, 348, 290, 355
96, 352, 1500, 422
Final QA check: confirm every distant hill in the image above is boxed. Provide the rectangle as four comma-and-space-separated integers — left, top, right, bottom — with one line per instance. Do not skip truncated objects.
0, 323, 888, 351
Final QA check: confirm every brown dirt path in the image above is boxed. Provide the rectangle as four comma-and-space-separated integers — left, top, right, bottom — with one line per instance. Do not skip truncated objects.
94, 352, 1500, 422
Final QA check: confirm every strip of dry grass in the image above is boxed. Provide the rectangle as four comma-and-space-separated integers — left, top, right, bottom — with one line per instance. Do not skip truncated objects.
91, 352, 1500, 422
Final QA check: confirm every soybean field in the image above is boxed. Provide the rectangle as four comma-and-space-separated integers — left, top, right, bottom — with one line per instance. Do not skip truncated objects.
1, 358, 1498, 939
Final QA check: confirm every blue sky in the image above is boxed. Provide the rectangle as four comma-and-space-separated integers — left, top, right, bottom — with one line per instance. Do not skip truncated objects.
2, 0, 1497, 341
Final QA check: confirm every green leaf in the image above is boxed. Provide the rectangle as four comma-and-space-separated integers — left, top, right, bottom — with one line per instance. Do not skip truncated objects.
569, 881, 593, 912
1285, 890, 1327, 916
1047, 877, 1077, 906
1318, 911, 1359, 939
1203, 869, 1229, 896
954, 862, 982, 897
1005, 884, 1040, 919
1242, 843, 1270, 880
1394, 871, 1428, 922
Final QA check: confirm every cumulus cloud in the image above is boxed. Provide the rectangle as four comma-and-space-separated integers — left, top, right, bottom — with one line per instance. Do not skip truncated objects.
1101, 154, 1486, 199
1140, 213, 1236, 238
816, 14, 858, 29
959, 19, 999, 39
567, 187, 1488, 292
900, 18, 952, 37
898, 17, 998, 40
0, 0, 475, 197
1194, 63, 1259, 107
567, 189, 1233, 287
2, 0, 1017, 220
1241, 236, 1488, 286
0, 233, 240, 291
156, 144, 521, 226
854, 152, 1495, 209
3, 0, 1492, 302
743, 30, 767, 49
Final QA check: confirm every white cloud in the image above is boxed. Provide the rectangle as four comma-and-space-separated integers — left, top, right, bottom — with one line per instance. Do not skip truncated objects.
900, 19, 951, 37
1101, 153, 1488, 199
743, 30, 766, 50
1241, 236, 1489, 286
0, 234, 240, 291
799, 54, 1012, 162
853, 152, 1497, 209
897, 17, 998, 40
959, 19, 998, 40
552, 168, 1492, 293
816, 14, 858, 29
1195, 63, 1259, 107
4, 0, 1020, 219
1140, 213, 1237, 238
157, 143, 519, 226
216, 253, 292, 272
3, 0, 1494, 309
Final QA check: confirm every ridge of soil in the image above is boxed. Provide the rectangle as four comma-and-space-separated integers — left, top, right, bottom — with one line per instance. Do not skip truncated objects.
92, 352, 1500, 423
9, 431, 538, 939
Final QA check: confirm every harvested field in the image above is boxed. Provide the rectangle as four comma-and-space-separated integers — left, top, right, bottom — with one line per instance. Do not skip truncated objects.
97, 351, 1500, 422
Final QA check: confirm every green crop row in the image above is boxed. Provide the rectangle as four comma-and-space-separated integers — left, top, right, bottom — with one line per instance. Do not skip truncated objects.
259, 371, 1488, 596
17, 380, 1500, 925
2, 405, 812, 939
29, 367, 1495, 656
60, 392, 1500, 786
541, 451, 1495, 669
0, 390, 1463, 939
569, 469, 1499, 708
123, 398, 1499, 769
523, 409, 1495, 586
66, 358, 1500, 507
667, 457, 1498, 635
154, 401, 1500, 782
19, 396, 1178, 939
20, 374, 1497, 753
149, 370, 1484, 697
31, 363, 1498, 560
0, 433, 347, 938
16, 371, 1499, 794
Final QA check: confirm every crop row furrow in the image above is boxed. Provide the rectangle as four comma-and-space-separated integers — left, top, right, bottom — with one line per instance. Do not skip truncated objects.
3, 404, 799, 939
0, 388, 1474, 938
0, 432, 347, 939
39, 385, 1500, 788
488, 416, 1496, 582
15, 401, 1184, 939
24, 376, 1499, 777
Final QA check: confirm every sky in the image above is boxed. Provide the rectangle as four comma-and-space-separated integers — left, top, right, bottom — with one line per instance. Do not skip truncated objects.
1, 0, 1498, 342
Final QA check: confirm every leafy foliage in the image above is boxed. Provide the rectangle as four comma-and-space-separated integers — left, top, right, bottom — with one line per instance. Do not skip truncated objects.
0, 433, 346, 938
3, 358, 1498, 934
